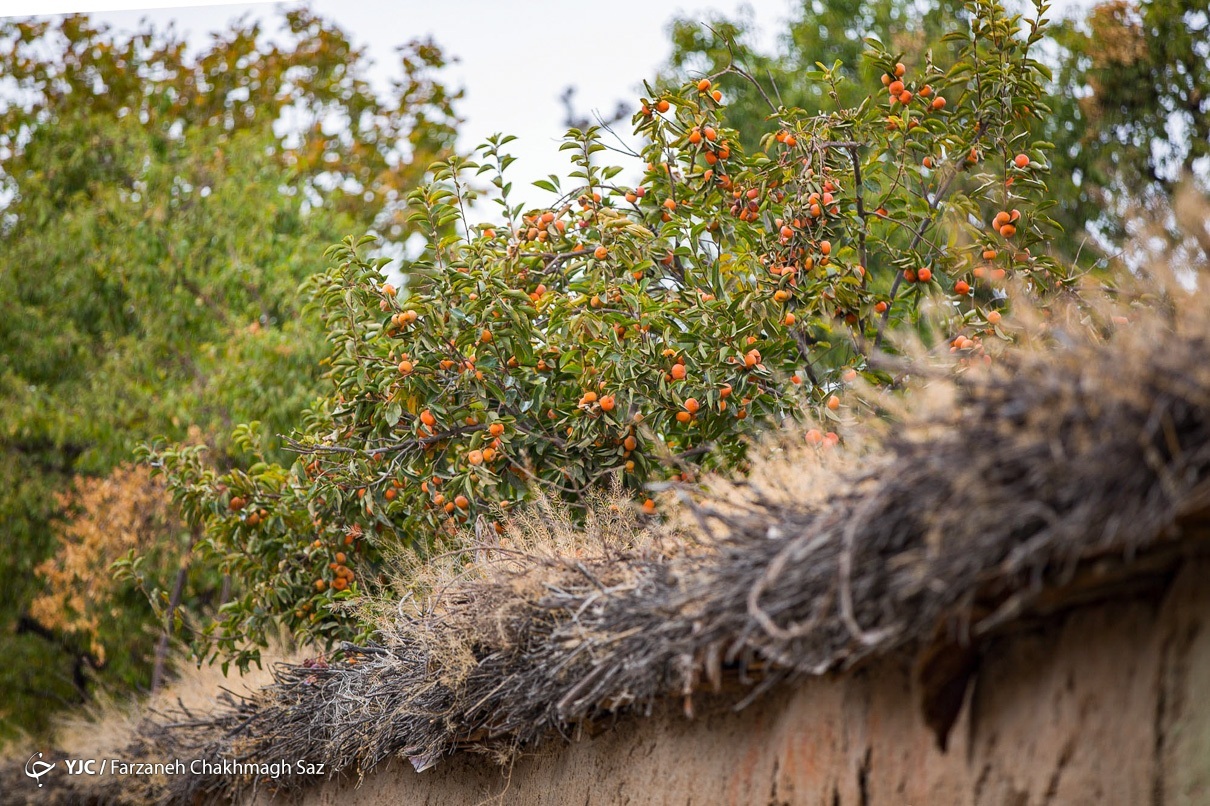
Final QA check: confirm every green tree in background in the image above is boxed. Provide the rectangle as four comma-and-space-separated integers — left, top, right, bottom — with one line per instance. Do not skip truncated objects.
662, 0, 1209, 265
0, 8, 457, 740
1045, 0, 1209, 262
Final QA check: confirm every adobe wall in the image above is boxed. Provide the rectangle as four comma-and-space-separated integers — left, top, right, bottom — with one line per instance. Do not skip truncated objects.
277, 558, 1210, 806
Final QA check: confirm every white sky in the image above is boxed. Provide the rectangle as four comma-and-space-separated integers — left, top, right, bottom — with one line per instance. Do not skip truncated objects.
0, 0, 793, 211
0, 0, 1092, 213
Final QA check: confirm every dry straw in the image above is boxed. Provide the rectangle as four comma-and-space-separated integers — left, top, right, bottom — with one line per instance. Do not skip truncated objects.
9, 265, 1210, 805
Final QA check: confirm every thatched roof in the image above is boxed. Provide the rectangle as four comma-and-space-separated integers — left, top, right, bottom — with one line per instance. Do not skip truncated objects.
10, 292, 1210, 805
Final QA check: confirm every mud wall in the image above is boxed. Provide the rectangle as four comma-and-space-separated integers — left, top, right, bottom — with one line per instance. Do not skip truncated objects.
279, 559, 1210, 806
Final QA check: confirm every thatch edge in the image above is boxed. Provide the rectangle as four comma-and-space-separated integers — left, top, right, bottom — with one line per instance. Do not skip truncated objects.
10, 296, 1210, 805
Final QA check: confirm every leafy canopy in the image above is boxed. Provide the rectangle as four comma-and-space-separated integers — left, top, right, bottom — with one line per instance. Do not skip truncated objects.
0, 8, 458, 738
146, 0, 1071, 672
662, 0, 1210, 266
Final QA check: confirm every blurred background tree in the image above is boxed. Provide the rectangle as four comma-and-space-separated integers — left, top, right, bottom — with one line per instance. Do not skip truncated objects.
660, 0, 1209, 266
1045, 0, 1209, 266
0, 7, 458, 740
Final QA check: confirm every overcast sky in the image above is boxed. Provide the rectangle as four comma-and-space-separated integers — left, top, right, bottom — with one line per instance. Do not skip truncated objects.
0, 0, 1092, 213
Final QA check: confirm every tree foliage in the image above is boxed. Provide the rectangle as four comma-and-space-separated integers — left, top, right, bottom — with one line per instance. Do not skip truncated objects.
662, 0, 1210, 265
0, 8, 457, 739
146, 0, 1070, 672
1045, 0, 1210, 262
29, 465, 183, 674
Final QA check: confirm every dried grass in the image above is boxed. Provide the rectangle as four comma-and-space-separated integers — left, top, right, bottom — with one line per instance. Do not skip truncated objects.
1, 646, 293, 805
11, 267, 1210, 806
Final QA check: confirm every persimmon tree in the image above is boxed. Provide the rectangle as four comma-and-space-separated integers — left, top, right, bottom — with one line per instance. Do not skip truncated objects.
145, 0, 1069, 670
